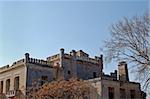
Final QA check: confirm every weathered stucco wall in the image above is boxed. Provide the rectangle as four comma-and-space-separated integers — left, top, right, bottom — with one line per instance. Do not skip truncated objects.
76, 61, 101, 80
26, 63, 57, 87
89, 78, 141, 99
0, 64, 26, 94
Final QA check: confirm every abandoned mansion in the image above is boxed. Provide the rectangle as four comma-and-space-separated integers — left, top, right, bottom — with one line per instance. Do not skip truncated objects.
0, 48, 146, 99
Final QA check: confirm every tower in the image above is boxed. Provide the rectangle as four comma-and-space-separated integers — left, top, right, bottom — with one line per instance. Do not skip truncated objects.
118, 61, 129, 81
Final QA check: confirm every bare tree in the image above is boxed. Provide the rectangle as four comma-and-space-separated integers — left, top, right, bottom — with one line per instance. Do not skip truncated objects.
25, 78, 97, 99
103, 12, 150, 90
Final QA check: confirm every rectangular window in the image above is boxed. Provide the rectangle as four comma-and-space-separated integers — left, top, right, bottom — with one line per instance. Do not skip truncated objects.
6, 79, 10, 92
130, 90, 135, 99
0, 81, 3, 93
68, 70, 71, 74
108, 87, 114, 99
41, 76, 48, 86
120, 88, 126, 99
93, 72, 97, 78
14, 76, 19, 90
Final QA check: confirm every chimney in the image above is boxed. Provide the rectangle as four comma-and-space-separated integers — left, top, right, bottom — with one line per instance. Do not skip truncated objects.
118, 61, 129, 81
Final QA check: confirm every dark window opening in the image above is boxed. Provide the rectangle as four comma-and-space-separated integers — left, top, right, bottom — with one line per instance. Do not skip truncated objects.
68, 70, 71, 74
120, 88, 126, 99
14, 76, 19, 90
93, 72, 96, 78
6, 79, 10, 92
0, 81, 3, 93
130, 90, 135, 99
41, 76, 48, 86
84, 96, 88, 99
108, 87, 114, 99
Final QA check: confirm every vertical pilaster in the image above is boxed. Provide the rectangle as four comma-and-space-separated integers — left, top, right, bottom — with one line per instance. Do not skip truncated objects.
95, 54, 103, 77
71, 50, 77, 78
25, 53, 30, 63
58, 48, 65, 80
60, 48, 64, 68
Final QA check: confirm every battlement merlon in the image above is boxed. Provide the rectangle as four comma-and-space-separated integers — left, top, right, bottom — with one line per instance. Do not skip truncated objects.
46, 48, 103, 66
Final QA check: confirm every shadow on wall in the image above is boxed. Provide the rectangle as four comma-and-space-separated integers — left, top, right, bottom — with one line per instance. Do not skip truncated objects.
0, 91, 25, 99
0, 93, 7, 99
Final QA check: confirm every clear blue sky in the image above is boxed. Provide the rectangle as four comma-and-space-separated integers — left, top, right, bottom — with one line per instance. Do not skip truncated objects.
0, 0, 149, 79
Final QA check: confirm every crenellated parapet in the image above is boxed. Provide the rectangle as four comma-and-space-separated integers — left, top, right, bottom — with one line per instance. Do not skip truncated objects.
76, 56, 99, 64
0, 59, 25, 72
24, 53, 51, 67
102, 70, 117, 81
47, 54, 60, 61
0, 65, 9, 72
46, 48, 103, 66
12, 59, 25, 66
28, 58, 48, 66
0, 53, 53, 73
0, 59, 25, 73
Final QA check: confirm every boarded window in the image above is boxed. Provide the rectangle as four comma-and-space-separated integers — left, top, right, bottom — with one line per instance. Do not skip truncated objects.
14, 76, 19, 90
6, 79, 10, 92
41, 76, 48, 86
120, 88, 126, 99
130, 90, 136, 99
108, 87, 114, 99
0, 81, 3, 93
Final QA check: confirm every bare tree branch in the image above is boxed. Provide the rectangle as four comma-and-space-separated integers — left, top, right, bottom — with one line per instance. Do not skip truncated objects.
103, 12, 150, 90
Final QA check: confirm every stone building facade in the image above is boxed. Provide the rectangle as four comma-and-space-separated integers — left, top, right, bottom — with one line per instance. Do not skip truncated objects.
0, 48, 146, 99
89, 61, 146, 99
